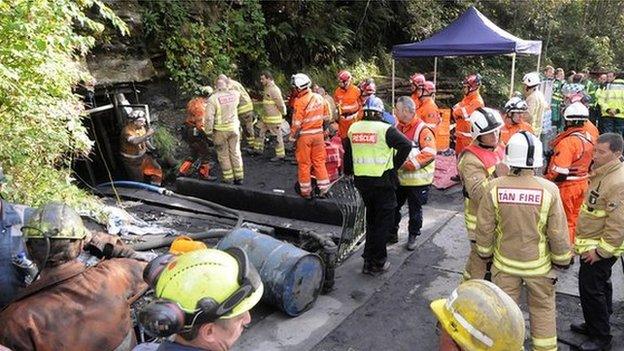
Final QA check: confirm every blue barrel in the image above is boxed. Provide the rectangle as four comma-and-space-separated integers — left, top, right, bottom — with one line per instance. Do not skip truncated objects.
217, 228, 324, 316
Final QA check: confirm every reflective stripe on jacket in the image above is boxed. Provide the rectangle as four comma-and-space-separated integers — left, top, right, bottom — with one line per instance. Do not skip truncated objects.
205, 90, 241, 132
348, 120, 393, 177
397, 118, 436, 186
262, 81, 286, 124
291, 91, 327, 137
546, 127, 594, 182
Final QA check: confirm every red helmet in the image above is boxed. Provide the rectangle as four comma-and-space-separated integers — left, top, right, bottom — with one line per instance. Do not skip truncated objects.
410, 73, 426, 87
421, 81, 436, 96
338, 70, 352, 82
359, 79, 376, 95
463, 74, 482, 91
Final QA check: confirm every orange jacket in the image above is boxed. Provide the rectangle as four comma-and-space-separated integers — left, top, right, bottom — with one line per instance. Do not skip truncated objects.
500, 120, 534, 146
333, 84, 361, 117
411, 92, 422, 110
452, 91, 484, 137
291, 90, 328, 137
398, 117, 436, 170
417, 97, 441, 132
186, 97, 207, 129
583, 120, 599, 144
546, 127, 594, 182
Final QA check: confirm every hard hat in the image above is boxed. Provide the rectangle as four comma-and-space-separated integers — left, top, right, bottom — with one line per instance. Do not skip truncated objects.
129, 110, 146, 120
421, 81, 436, 96
563, 101, 589, 121
362, 96, 385, 113
139, 248, 263, 337
469, 107, 503, 139
22, 202, 89, 240
337, 70, 352, 82
462, 74, 482, 90
198, 85, 213, 96
504, 96, 528, 113
430, 279, 525, 351
359, 79, 376, 95
522, 72, 541, 87
410, 73, 426, 87
291, 73, 312, 90
504, 131, 544, 168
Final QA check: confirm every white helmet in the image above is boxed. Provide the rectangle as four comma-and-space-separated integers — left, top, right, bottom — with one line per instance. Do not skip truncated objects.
563, 102, 589, 121
291, 73, 311, 90
469, 107, 503, 140
522, 72, 541, 88
504, 96, 528, 113
504, 131, 543, 168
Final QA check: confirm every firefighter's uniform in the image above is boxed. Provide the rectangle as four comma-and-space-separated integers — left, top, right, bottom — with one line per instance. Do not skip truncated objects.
291, 90, 330, 197
255, 80, 287, 158
476, 170, 571, 351
416, 95, 441, 135
457, 145, 503, 280
575, 157, 624, 344
545, 127, 594, 243
333, 83, 361, 139
452, 91, 484, 155
228, 79, 255, 147
205, 89, 243, 183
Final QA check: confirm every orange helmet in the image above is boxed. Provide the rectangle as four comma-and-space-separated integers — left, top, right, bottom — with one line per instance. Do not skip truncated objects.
338, 70, 352, 82
410, 73, 426, 87
463, 74, 482, 91
421, 81, 436, 96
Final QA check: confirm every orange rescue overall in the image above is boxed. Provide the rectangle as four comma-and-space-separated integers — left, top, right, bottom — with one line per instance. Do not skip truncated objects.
333, 84, 361, 139
452, 91, 484, 155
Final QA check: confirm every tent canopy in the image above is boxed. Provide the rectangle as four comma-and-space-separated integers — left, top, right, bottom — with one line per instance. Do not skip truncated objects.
392, 6, 541, 58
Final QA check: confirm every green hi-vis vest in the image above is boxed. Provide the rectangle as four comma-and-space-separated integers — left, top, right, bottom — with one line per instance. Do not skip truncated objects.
348, 120, 394, 177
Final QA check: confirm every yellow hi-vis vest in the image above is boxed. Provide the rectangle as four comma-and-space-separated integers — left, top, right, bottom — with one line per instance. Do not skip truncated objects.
397, 122, 435, 186
348, 120, 394, 177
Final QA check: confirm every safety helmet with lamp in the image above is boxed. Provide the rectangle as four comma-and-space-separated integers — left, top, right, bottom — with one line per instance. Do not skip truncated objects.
22, 202, 89, 241
504, 131, 544, 168
504, 96, 528, 114
430, 279, 525, 351
421, 81, 436, 96
563, 102, 589, 122
469, 107, 503, 140
337, 70, 352, 82
522, 72, 541, 88
462, 74, 482, 91
138, 248, 263, 338
291, 73, 312, 91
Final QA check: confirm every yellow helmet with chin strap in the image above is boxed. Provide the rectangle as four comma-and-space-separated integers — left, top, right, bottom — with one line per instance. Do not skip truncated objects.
430, 279, 525, 351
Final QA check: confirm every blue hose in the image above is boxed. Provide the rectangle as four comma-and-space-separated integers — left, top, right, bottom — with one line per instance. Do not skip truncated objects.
96, 181, 168, 195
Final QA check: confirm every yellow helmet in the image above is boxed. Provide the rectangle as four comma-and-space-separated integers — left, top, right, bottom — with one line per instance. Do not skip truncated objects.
430, 279, 525, 351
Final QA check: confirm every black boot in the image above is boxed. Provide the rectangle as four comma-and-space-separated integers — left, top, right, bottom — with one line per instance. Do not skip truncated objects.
406, 232, 419, 251
570, 322, 589, 335
579, 337, 612, 351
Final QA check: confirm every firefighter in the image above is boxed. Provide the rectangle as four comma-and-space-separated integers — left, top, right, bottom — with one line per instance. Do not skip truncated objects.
416, 81, 442, 134
219, 75, 255, 151
255, 71, 287, 161
545, 102, 595, 244
180, 86, 217, 181
344, 96, 412, 275
136, 249, 263, 351
452, 74, 484, 155
290, 73, 331, 199
500, 96, 534, 146
333, 70, 361, 139
458, 107, 505, 281
431, 279, 525, 351
119, 110, 163, 185
410, 73, 426, 110
205, 75, 243, 185
523, 72, 549, 137
476, 131, 571, 351
0, 203, 147, 351
389, 96, 436, 250
571, 133, 624, 351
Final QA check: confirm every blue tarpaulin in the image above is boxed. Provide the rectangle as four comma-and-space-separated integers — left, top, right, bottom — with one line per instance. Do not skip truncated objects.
392, 6, 541, 58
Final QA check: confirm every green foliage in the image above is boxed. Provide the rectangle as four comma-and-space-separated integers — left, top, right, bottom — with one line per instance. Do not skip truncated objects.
151, 124, 180, 161
0, 0, 127, 212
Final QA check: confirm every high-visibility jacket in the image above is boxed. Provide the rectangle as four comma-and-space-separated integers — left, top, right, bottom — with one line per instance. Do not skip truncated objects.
348, 120, 393, 177
551, 79, 564, 104
397, 117, 436, 186
596, 79, 624, 118
334, 84, 362, 138
452, 91, 484, 140
575, 158, 624, 258
417, 96, 441, 132
545, 127, 594, 182
262, 81, 286, 125
411, 91, 422, 110
291, 90, 327, 138
583, 120, 599, 144
525, 89, 548, 136
584, 79, 599, 107
458, 144, 504, 240
228, 80, 253, 115
500, 119, 533, 146
185, 97, 207, 129
205, 89, 240, 133
475, 170, 571, 277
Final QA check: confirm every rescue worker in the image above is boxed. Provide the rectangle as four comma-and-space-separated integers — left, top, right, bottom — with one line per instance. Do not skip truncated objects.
596, 73, 624, 135
255, 71, 287, 161
583, 72, 601, 126
120, 110, 163, 185
552, 68, 566, 131
523, 72, 549, 137
500, 96, 534, 146
222, 75, 255, 150
452, 74, 484, 155
333, 70, 361, 139
545, 102, 595, 244
343, 96, 412, 275
431, 279, 525, 351
136, 249, 263, 351
359, 79, 396, 126
181, 86, 216, 181
476, 131, 572, 351
571, 133, 624, 351
458, 107, 505, 281
290, 73, 331, 199
409, 73, 426, 110
0, 203, 148, 351
205, 75, 244, 185
416, 81, 442, 134
390, 96, 436, 250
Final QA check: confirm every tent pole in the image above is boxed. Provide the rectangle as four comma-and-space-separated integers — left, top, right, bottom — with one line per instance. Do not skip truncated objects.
392, 59, 396, 110
509, 53, 516, 98
536, 51, 542, 72
433, 57, 438, 86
